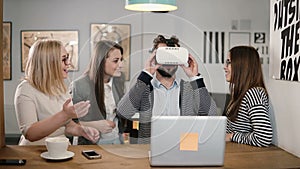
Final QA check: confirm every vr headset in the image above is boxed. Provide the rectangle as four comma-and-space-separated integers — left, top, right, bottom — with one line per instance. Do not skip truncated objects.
156, 47, 189, 67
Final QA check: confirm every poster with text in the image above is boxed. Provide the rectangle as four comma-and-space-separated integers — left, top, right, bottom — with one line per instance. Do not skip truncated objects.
270, 0, 300, 81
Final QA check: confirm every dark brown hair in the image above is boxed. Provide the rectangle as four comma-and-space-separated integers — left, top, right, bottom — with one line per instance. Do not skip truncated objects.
226, 46, 267, 121
152, 35, 180, 52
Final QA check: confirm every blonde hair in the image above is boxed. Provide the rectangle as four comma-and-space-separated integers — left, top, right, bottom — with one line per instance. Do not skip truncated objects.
25, 39, 67, 96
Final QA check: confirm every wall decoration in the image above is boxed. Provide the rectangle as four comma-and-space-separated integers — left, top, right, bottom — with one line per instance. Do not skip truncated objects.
229, 32, 251, 49
3, 22, 12, 80
203, 31, 225, 64
21, 30, 79, 72
254, 32, 266, 44
91, 24, 131, 81
202, 31, 268, 65
270, 0, 300, 81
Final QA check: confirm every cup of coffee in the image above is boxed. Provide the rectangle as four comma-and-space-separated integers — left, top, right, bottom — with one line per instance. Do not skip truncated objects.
45, 137, 69, 158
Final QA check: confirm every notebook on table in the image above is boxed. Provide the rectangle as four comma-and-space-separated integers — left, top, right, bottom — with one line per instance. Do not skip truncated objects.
149, 116, 226, 166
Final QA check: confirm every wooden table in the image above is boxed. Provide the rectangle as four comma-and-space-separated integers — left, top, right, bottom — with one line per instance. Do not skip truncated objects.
0, 143, 299, 169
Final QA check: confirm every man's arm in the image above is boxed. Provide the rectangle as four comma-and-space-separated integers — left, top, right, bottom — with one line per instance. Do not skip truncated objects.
191, 78, 217, 116
117, 71, 153, 120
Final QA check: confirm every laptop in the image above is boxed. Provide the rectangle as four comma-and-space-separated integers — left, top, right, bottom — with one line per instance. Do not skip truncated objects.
149, 116, 226, 166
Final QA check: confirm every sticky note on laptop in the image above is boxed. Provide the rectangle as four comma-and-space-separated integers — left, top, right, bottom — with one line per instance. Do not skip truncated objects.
180, 133, 199, 151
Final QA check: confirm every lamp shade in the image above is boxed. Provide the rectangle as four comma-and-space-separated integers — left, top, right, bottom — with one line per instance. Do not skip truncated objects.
125, 0, 177, 12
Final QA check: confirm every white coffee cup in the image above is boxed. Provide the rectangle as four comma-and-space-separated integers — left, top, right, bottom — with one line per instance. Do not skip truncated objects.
45, 137, 69, 158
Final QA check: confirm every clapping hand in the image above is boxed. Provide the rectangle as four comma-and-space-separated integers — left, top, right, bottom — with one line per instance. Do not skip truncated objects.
62, 98, 90, 119
64, 121, 99, 143
74, 100, 90, 118
81, 126, 100, 143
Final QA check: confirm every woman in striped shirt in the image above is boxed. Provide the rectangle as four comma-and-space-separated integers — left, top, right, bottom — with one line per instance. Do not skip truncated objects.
224, 46, 273, 147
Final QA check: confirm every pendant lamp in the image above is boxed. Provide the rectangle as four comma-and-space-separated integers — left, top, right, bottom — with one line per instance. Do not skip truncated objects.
125, 0, 177, 12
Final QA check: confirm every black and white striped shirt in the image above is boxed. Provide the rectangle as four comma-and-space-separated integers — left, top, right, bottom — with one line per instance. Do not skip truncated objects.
226, 87, 273, 147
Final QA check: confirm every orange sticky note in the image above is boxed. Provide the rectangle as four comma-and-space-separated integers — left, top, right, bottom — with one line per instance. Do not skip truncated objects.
132, 121, 139, 130
180, 133, 199, 151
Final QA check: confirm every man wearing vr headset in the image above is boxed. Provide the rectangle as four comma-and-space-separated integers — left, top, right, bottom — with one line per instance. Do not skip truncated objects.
117, 35, 217, 144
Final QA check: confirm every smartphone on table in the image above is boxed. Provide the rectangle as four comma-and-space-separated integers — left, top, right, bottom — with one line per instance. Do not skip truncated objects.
0, 159, 26, 165
82, 150, 101, 159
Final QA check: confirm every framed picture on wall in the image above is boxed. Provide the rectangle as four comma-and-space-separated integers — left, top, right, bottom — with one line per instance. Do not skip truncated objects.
21, 30, 79, 72
3, 22, 12, 80
91, 23, 131, 81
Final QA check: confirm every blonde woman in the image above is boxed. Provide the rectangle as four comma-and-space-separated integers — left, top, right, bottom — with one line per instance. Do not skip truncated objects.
14, 39, 99, 145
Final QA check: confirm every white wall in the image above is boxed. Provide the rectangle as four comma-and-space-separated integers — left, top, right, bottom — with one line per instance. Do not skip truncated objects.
6, 0, 299, 158
269, 0, 300, 157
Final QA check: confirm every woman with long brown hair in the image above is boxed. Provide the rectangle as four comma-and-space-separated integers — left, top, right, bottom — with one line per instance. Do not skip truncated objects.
71, 40, 126, 144
224, 46, 273, 147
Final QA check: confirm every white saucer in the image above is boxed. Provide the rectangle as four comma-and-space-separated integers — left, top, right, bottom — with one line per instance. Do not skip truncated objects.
40, 151, 74, 160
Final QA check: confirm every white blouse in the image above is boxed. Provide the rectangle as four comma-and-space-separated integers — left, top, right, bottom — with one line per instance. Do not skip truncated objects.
14, 80, 70, 145
100, 79, 119, 141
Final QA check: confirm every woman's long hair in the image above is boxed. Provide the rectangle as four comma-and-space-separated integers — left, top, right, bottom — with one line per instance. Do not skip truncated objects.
25, 39, 66, 96
226, 46, 267, 121
84, 40, 123, 117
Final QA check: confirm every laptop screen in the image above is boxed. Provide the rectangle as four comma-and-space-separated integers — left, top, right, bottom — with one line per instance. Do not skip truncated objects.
150, 116, 226, 166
